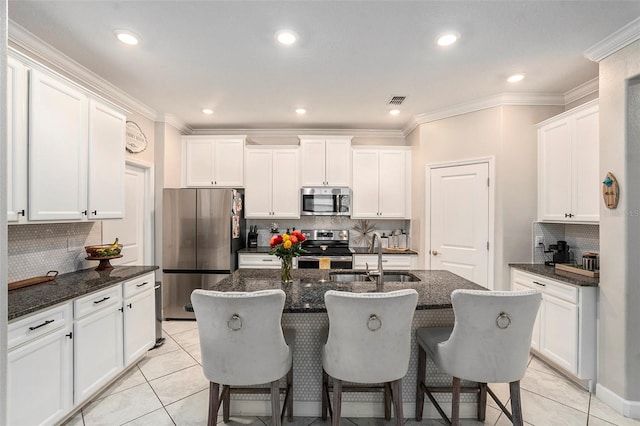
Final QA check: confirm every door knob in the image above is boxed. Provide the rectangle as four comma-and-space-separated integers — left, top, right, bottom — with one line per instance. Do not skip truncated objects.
432, 250, 438, 255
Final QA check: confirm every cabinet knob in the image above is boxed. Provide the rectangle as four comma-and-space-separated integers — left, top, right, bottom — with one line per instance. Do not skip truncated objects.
19, 209, 25, 216
431, 250, 438, 256
82, 210, 87, 216
66, 332, 73, 339
92, 210, 97, 215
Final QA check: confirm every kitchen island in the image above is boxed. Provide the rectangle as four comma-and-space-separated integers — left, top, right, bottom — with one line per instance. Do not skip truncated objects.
200, 268, 484, 419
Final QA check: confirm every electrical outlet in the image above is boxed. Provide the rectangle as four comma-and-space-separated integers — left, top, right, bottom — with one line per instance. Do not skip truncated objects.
535, 236, 544, 247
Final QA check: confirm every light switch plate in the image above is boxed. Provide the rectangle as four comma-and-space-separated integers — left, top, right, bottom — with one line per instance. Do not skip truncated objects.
535, 236, 544, 247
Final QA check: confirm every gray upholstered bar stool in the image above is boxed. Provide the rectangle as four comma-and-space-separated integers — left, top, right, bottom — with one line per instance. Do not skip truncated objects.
322, 289, 418, 426
415, 289, 541, 426
191, 289, 293, 426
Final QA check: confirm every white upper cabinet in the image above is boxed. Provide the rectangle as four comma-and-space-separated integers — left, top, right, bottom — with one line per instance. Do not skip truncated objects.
183, 136, 245, 187
299, 136, 352, 186
245, 146, 300, 219
29, 68, 89, 221
6, 56, 28, 223
538, 100, 599, 222
87, 99, 126, 219
352, 147, 411, 219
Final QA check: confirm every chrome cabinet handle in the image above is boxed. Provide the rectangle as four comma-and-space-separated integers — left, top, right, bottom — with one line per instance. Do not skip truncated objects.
262, 258, 274, 262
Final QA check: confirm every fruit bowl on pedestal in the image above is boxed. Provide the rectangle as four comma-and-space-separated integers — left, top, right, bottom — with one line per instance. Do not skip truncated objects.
85, 243, 123, 271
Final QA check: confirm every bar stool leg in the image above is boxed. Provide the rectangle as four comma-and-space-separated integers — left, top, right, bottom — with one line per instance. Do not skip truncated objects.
415, 345, 426, 421
332, 378, 342, 426
223, 385, 230, 422
271, 380, 281, 426
286, 366, 293, 421
322, 368, 329, 420
478, 382, 487, 421
208, 382, 220, 426
391, 379, 403, 426
510, 380, 524, 426
452, 377, 461, 426
384, 382, 391, 420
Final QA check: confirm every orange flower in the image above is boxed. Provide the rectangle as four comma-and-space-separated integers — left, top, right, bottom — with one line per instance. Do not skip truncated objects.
290, 235, 298, 243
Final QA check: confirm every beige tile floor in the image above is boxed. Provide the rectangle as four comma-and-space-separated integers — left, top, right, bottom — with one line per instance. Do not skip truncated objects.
62, 321, 640, 426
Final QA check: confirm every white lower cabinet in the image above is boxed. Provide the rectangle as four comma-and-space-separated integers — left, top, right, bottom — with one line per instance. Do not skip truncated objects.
511, 268, 596, 385
238, 253, 298, 269
8, 303, 74, 426
73, 285, 124, 405
7, 272, 156, 425
123, 275, 156, 366
353, 254, 418, 270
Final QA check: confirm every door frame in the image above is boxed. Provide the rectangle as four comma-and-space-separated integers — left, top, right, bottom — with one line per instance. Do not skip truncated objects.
112, 158, 155, 265
425, 156, 495, 289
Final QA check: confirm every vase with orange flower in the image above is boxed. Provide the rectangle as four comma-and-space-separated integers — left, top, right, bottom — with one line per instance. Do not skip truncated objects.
269, 230, 307, 283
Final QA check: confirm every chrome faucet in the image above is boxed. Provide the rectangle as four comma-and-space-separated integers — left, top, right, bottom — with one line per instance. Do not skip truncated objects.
366, 232, 384, 285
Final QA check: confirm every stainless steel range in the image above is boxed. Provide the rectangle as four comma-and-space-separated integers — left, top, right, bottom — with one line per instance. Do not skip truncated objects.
298, 229, 353, 269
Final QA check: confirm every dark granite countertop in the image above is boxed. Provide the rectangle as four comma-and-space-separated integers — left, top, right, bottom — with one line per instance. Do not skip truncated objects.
509, 263, 599, 287
238, 247, 418, 255
8, 266, 159, 321
207, 269, 483, 313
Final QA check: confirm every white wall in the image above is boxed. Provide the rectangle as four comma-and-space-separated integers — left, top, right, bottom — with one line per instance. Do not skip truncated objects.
409, 105, 564, 290
597, 39, 640, 407
1, 0, 9, 422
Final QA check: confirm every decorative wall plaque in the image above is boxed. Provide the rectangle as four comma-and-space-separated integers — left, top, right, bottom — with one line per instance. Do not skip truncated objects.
125, 121, 148, 153
602, 172, 619, 209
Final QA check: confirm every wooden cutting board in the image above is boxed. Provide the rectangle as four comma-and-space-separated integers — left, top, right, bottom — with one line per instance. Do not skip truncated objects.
8, 271, 59, 291
554, 264, 599, 278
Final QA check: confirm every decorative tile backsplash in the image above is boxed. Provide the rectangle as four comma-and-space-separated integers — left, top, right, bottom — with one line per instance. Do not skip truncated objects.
247, 217, 410, 248
532, 222, 599, 265
7, 222, 102, 282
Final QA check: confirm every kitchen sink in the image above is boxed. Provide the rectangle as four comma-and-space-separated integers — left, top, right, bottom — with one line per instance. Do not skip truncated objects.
329, 272, 420, 283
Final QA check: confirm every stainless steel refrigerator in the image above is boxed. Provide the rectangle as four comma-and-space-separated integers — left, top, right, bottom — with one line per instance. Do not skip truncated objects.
162, 188, 245, 320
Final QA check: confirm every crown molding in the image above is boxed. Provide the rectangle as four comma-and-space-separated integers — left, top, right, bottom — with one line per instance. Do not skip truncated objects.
158, 114, 192, 134
402, 92, 565, 135
564, 77, 599, 105
189, 128, 406, 139
585, 17, 640, 62
8, 20, 158, 121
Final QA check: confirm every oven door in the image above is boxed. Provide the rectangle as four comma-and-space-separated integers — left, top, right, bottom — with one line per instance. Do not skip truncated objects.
298, 256, 353, 269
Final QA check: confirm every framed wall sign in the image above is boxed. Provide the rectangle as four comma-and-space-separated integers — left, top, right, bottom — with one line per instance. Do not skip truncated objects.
126, 121, 148, 153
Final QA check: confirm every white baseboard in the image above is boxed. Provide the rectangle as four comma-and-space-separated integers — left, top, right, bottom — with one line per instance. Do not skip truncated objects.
228, 400, 477, 419
596, 383, 640, 419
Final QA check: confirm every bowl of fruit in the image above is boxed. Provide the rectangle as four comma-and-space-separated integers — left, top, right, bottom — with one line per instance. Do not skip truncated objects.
85, 239, 123, 270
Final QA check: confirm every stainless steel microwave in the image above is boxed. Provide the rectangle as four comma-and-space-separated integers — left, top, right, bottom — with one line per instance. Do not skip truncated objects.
300, 187, 350, 216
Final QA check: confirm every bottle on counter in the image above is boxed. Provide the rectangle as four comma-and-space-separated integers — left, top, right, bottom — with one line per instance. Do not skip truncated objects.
398, 230, 407, 249
381, 233, 389, 249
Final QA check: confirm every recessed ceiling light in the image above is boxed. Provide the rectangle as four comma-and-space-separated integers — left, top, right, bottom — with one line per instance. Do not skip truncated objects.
389, 109, 400, 116
295, 108, 306, 115
436, 32, 459, 47
202, 108, 214, 115
275, 29, 298, 45
114, 30, 140, 46
507, 74, 525, 83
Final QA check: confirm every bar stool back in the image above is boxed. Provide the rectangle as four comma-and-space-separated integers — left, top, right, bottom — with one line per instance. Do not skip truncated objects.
322, 289, 418, 426
415, 289, 541, 426
191, 289, 293, 426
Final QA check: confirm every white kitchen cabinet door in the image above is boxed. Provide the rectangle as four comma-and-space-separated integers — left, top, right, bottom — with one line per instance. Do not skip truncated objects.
512, 281, 541, 351
8, 325, 73, 426
184, 139, 215, 186
299, 137, 351, 186
378, 150, 406, 218
87, 99, 126, 220
300, 139, 326, 186
6, 57, 28, 223
29, 69, 88, 221
245, 148, 274, 218
123, 288, 155, 366
73, 285, 124, 405
213, 138, 244, 187
271, 149, 300, 218
538, 100, 599, 222
352, 149, 380, 218
539, 293, 579, 374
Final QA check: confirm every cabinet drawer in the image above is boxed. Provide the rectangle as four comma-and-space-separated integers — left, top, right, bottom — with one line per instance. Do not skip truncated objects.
74, 285, 122, 319
239, 253, 282, 269
511, 270, 578, 304
123, 273, 155, 298
353, 255, 415, 270
8, 302, 72, 349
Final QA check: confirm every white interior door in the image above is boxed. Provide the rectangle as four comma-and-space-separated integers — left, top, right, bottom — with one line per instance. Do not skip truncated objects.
430, 162, 489, 288
102, 162, 151, 265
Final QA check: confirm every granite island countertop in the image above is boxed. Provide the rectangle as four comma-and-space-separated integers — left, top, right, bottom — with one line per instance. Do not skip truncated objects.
509, 263, 599, 287
207, 268, 483, 313
8, 265, 159, 321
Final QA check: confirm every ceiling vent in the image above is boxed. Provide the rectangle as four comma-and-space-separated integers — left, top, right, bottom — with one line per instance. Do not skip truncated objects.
387, 96, 406, 105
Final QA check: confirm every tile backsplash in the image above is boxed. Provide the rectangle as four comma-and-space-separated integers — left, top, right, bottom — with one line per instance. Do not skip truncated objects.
8, 222, 102, 282
532, 222, 599, 265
